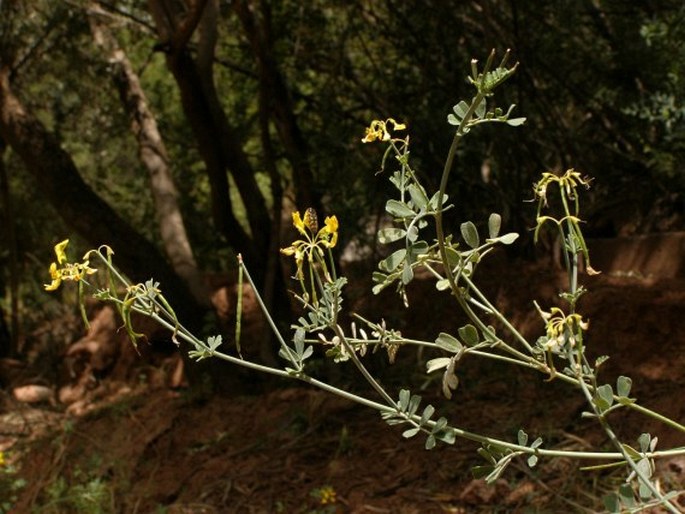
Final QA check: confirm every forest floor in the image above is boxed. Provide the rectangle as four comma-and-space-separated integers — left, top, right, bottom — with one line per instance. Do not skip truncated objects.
1, 251, 685, 513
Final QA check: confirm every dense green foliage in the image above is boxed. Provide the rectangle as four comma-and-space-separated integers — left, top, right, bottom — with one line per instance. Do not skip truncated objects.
0, 1, 683, 354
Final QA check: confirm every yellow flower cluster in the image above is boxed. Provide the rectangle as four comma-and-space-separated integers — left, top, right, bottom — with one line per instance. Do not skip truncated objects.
361, 118, 406, 143
533, 168, 591, 206
318, 485, 337, 505
539, 306, 589, 352
281, 208, 338, 280
44, 239, 97, 291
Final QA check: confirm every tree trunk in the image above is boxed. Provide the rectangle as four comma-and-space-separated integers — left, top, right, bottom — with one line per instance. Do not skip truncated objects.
233, 0, 320, 213
0, 137, 19, 357
146, 0, 292, 365
0, 66, 205, 327
88, 5, 209, 306
147, 0, 272, 275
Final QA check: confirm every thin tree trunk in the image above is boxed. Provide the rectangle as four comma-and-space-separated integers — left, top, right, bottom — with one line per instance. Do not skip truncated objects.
0, 66, 205, 326
146, 0, 292, 366
148, 0, 272, 276
88, 5, 209, 306
0, 137, 19, 357
233, 0, 320, 213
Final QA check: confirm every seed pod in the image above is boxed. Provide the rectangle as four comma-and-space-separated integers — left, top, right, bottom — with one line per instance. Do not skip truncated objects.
304, 208, 318, 233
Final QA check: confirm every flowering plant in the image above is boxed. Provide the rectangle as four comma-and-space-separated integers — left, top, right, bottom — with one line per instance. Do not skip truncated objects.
46, 51, 685, 512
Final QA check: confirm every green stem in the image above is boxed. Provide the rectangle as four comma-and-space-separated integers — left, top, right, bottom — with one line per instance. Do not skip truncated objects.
239, 255, 299, 365
435, 92, 484, 293
149, 299, 681, 462
97, 253, 685, 464
571, 352, 680, 513
625, 403, 685, 433
559, 190, 579, 299
461, 274, 536, 355
351, 311, 685, 433
335, 326, 397, 407
327, 261, 397, 408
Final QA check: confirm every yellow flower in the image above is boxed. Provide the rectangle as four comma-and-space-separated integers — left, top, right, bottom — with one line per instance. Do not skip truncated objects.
44, 239, 97, 291
321, 216, 339, 248
536, 304, 588, 351
292, 211, 307, 236
281, 210, 339, 280
0, 451, 5, 466
44, 262, 62, 291
361, 118, 406, 143
54, 239, 69, 264
319, 485, 337, 505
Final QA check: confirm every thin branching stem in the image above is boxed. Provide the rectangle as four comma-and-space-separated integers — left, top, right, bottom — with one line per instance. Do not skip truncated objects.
461, 275, 536, 355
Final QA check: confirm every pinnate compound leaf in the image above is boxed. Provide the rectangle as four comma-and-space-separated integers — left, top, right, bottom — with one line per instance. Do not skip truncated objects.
460, 221, 479, 248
